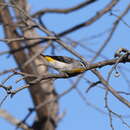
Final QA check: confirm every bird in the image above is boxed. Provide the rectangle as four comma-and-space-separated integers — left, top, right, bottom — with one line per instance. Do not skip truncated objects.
40, 54, 87, 77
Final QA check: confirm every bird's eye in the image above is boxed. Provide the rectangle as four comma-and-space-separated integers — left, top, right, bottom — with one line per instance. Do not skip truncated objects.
80, 62, 86, 68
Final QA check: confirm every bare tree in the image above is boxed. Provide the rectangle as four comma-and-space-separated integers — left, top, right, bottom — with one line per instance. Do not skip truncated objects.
0, 0, 130, 130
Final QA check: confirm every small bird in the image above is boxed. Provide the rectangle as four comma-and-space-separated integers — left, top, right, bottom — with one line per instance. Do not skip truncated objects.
40, 54, 87, 77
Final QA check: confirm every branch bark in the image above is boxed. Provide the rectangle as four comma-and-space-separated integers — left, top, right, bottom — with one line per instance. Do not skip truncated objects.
0, 109, 31, 130
0, 1, 58, 130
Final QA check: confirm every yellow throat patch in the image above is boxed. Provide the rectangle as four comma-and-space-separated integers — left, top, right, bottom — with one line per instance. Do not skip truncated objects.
66, 68, 85, 74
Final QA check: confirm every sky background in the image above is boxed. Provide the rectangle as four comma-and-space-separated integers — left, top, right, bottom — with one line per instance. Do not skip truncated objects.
0, 0, 130, 130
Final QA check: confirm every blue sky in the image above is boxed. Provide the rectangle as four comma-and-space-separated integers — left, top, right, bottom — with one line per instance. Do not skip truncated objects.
0, 0, 130, 130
